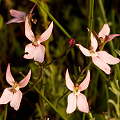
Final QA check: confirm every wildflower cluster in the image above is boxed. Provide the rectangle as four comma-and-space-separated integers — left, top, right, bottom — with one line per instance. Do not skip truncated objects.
0, 1, 120, 120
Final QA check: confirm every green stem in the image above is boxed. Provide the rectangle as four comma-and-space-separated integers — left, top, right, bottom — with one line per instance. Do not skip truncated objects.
4, 104, 8, 120
56, 90, 70, 109
83, 0, 94, 119
77, 61, 92, 82
98, 0, 107, 23
105, 84, 110, 119
29, 81, 67, 120
88, 112, 94, 119
21, 71, 42, 95
87, 0, 94, 45
98, 0, 120, 80
37, 2, 71, 39
44, 52, 67, 68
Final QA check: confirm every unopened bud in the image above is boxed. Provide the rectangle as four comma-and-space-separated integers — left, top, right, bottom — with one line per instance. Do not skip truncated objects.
67, 38, 75, 48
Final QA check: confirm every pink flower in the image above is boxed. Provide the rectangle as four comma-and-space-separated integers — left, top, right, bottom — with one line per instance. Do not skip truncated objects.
6, 4, 36, 24
76, 32, 120, 74
24, 16, 53, 63
96, 23, 120, 43
66, 69, 90, 114
0, 63, 31, 110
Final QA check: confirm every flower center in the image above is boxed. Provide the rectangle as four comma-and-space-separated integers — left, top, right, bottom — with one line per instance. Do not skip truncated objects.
12, 82, 19, 93
90, 50, 97, 57
32, 38, 40, 46
74, 85, 80, 96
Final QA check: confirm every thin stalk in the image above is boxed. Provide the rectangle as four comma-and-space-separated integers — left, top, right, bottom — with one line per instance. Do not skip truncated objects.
37, 2, 71, 39
44, 52, 67, 68
98, 0, 107, 23
77, 61, 92, 82
83, 0, 94, 119
88, 112, 94, 119
29, 81, 67, 120
87, 0, 94, 45
4, 104, 8, 120
56, 90, 70, 109
22, 72, 42, 95
105, 84, 110, 118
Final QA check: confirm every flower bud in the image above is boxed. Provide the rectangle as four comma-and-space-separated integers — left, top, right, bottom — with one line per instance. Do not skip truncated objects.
67, 38, 75, 48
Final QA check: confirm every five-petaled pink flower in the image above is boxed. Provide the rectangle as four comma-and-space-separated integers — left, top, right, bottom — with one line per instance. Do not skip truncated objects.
76, 31, 120, 74
96, 23, 120, 43
66, 69, 90, 114
24, 16, 53, 63
0, 63, 31, 111
6, 4, 36, 24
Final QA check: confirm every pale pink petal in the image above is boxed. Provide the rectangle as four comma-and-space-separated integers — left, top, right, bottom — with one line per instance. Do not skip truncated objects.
19, 69, 31, 88
97, 51, 120, 65
0, 88, 13, 104
76, 44, 91, 57
92, 57, 111, 74
65, 69, 74, 91
66, 93, 76, 114
105, 34, 120, 42
10, 90, 22, 111
24, 43, 35, 59
38, 21, 53, 43
6, 63, 15, 86
6, 18, 25, 24
77, 93, 89, 113
10, 9, 26, 18
98, 23, 110, 39
91, 32, 98, 51
29, 4, 37, 14
33, 44, 45, 63
25, 16, 35, 41
79, 70, 90, 91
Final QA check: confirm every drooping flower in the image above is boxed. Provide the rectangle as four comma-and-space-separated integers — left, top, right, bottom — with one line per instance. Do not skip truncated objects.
95, 23, 120, 43
66, 69, 90, 114
6, 4, 36, 24
0, 63, 31, 110
76, 32, 120, 74
24, 16, 53, 63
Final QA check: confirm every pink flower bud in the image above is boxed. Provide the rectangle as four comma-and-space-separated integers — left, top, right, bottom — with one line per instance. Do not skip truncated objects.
67, 38, 75, 48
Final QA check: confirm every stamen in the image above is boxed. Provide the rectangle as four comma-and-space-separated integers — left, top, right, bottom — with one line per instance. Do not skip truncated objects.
12, 82, 19, 93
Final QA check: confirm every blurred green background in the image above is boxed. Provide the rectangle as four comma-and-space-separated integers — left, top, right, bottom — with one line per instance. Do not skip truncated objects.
0, 0, 120, 120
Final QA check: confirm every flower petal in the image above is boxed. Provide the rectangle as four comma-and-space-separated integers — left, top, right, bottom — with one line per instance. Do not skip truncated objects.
19, 69, 31, 88
0, 88, 13, 104
76, 44, 91, 56
6, 63, 15, 86
38, 21, 53, 43
92, 57, 111, 74
9, 9, 26, 18
91, 32, 98, 51
10, 90, 22, 111
34, 44, 45, 63
6, 18, 25, 24
105, 34, 120, 42
97, 51, 120, 65
98, 23, 110, 39
65, 69, 74, 91
77, 93, 89, 113
79, 70, 90, 91
25, 16, 35, 41
66, 93, 76, 114
24, 43, 35, 59
29, 4, 37, 14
